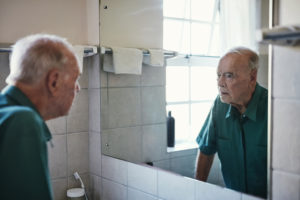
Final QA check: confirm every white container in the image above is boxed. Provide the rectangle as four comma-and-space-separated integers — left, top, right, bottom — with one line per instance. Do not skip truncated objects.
67, 188, 85, 200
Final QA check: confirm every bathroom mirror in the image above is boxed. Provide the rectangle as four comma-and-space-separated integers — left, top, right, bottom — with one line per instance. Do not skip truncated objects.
99, 0, 270, 197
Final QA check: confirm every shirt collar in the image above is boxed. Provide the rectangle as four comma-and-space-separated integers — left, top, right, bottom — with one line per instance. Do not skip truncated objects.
2, 85, 39, 113
1, 85, 52, 141
225, 83, 262, 121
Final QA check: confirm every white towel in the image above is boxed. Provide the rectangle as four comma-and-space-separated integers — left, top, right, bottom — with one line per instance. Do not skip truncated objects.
103, 54, 114, 73
148, 49, 164, 67
111, 47, 143, 75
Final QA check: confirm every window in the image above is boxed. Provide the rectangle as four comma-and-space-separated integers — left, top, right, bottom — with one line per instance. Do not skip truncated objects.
164, 0, 220, 144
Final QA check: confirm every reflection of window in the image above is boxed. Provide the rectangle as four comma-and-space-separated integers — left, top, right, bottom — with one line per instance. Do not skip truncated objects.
164, 0, 220, 144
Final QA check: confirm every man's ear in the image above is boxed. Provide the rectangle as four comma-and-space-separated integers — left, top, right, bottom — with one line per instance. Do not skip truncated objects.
47, 69, 61, 96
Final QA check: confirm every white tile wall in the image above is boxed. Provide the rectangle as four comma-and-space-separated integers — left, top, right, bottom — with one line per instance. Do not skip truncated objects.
46, 116, 67, 135
128, 162, 158, 195
128, 187, 158, 200
67, 132, 89, 176
195, 180, 241, 200
48, 134, 67, 178
51, 178, 68, 200
89, 132, 101, 176
101, 155, 128, 185
272, 170, 300, 200
157, 170, 195, 200
102, 178, 127, 200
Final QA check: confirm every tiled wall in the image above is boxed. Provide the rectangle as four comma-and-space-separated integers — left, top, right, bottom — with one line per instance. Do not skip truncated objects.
271, 46, 300, 200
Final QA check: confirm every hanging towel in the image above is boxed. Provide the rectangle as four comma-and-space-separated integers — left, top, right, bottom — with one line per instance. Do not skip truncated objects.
112, 47, 143, 75
148, 48, 164, 67
103, 54, 115, 73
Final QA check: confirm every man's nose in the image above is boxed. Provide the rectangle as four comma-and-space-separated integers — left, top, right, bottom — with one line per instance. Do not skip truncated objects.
218, 75, 225, 87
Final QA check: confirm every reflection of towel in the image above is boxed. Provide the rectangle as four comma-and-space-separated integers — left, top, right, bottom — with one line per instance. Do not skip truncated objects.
112, 47, 143, 75
149, 49, 164, 67
73, 45, 85, 73
142, 49, 164, 67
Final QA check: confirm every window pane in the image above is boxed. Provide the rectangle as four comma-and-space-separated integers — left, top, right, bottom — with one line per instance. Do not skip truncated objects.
191, 0, 215, 21
191, 66, 218, 101
209, 25, 220, 56
166, 66, 189, 102
163, 0, 190, 19
166, 104, 189, 142
190, 102, 213, 141
191, 23, 211, 55
164, 19, 190, 54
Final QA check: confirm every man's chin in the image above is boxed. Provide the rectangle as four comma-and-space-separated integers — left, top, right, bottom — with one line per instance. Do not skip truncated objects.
220, 96, 230, 104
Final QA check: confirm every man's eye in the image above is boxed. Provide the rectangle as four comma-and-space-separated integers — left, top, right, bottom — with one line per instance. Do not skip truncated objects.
224, 73, 233, 79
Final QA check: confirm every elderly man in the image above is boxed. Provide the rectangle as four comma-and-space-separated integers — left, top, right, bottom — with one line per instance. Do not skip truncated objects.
195, 47, 267, 198
0, 34, 80, 200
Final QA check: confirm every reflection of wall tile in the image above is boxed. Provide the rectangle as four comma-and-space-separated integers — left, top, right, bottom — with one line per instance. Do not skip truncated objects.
158, 170, 195, 200
89, 89, 100, 132
128, 188, 158, 200
153, 159, 171, 171
102, 155, 128, 185
141, 86, 166, 124
67, 132, 89, 175
128, 162, 157, 195
142, 124, 169, 162
170, 155, 196, 178
89, 132, 101, 176
46, 116, 67, 135
67, 89, 89, 133
107, 88, 141, 128
141, 65, 165, 86
108, 73, 141, 87
100, 88, 109, 129
101, 127, 142, 162
51, 178, 68, 200
48, 134, 67, 179
0, 53, 10, 90
102, 178, 127, 200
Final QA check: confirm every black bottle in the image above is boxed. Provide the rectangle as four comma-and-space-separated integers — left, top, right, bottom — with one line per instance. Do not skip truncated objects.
167, 111, 175, 147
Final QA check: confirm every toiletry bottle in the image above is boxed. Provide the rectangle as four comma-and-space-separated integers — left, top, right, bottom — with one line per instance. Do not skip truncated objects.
167, 111, 175, 147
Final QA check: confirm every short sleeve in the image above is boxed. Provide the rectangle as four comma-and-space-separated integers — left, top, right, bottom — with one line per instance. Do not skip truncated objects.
196, 104, 217, 155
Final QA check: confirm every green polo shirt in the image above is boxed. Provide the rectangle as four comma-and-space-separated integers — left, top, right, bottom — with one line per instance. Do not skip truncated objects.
196, 83, 267, 198
0, 85, 53, 200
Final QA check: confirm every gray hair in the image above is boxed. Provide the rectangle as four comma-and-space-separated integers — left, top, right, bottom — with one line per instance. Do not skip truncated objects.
225, 47, 259, 70
6, 34, 77, 85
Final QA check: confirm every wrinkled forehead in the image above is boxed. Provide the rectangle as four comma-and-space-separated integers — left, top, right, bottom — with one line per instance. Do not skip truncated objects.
217, 53, 249, 73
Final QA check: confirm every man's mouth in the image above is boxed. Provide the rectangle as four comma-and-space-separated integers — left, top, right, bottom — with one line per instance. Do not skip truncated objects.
220, 91, 229, 96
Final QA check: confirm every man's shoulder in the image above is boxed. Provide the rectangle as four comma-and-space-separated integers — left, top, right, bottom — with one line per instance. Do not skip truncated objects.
0, 104, 41, 125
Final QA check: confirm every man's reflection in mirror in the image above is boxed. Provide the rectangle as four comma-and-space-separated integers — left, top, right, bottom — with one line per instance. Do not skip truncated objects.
195, 47, 267, 198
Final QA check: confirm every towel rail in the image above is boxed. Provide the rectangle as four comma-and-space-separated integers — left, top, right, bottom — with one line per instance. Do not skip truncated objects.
100, 47, 177, 57
0, 45, 98, 57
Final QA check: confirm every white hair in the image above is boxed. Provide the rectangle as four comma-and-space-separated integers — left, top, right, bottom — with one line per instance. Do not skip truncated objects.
6, 34, 78, 85
225, 47, 259, 70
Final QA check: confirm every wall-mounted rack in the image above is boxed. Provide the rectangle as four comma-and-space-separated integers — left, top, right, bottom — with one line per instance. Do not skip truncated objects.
0, 44, 98, 57
100, 46, 177, 58
257, 25, 300, 46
